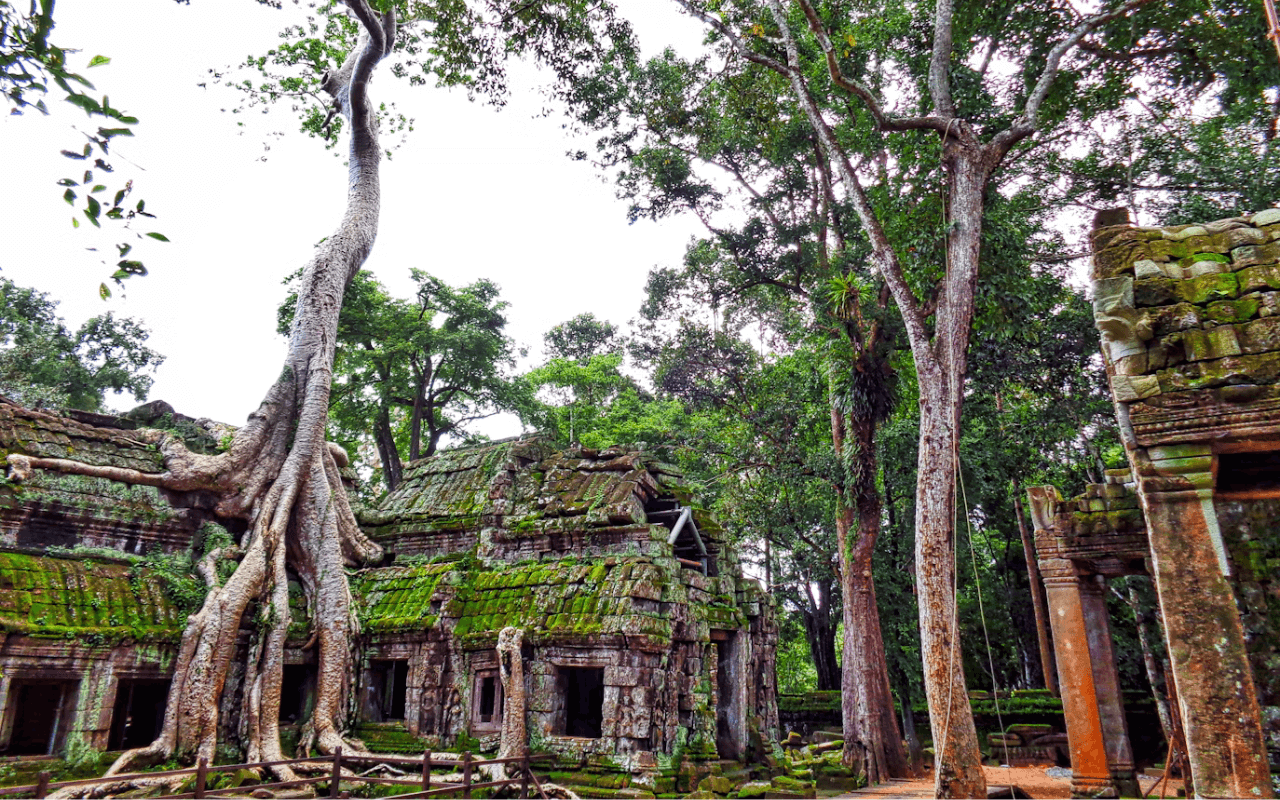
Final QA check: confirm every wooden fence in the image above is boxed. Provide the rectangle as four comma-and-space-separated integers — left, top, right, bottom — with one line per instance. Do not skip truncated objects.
0, 747, 556, 799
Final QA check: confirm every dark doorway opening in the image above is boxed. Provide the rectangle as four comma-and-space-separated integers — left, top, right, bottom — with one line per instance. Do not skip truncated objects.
279, 664, 316, 725
368, 660, 409, 721
5, 680, 77, 755
108, 679, 169, 751
561, 667, 605, 738
715, 635, 742, 760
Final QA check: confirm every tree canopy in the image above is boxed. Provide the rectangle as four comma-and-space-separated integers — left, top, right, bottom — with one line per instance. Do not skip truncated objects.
0, 277, 163, 411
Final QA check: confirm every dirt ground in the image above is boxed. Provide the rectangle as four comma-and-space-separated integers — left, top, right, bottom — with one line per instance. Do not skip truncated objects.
830, 764, 1166, 798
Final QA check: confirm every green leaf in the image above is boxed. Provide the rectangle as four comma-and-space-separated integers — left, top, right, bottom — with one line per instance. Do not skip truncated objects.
63, 188, 76, 205
116, 260, 146, 275
87, 55, 111, 68
136, 200, 145, 213
90, 185, 107, 193
60, 149, 87, 160
65, 93, 102, 115
97, 127, 133, 138
83, 170, 93, 184
99, 283, 111, 300
113, 189, 126, 207
56, 178, 78, 187
71, 217, 80, 229
145, 232, 170, 242
117, 243, 132, 257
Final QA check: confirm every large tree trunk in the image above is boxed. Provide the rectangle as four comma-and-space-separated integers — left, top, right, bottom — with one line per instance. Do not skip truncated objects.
909, 149, 990, 798
374, 402, 403, 492
831, 401, 909, 783
800, 580, 841, 692
9, 3, 398, 782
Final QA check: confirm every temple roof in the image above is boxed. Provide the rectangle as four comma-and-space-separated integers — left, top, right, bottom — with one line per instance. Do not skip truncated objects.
0, 551, 184, 641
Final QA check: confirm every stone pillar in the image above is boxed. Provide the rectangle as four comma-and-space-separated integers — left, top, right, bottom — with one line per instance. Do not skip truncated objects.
1041, 563, 1117, 798
1078, 576, 1139, 797
1138, 442, 1272, 798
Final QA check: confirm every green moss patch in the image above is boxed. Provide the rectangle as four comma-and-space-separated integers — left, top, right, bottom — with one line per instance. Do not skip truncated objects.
0, 552, 183, 641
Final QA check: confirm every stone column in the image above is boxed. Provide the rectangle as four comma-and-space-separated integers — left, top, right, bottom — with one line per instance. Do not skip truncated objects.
1041, 562, 1117, 798
1138, 442, 1273, 799
1078, 576, 1139, 797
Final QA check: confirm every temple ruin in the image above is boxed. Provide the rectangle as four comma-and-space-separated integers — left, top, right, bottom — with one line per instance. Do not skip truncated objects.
1028, 208, 1280, 798
0, 401, 778, 780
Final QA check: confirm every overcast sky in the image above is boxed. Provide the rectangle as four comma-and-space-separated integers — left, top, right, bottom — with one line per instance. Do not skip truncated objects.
0, 1, 709, 436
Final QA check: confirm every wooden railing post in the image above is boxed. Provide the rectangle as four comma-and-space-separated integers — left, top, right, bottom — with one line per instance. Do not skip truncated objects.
34, 771, 51, 799
194, 757, 208, 799
422, 749, 432, 792
330, 746, 342, 798
520, 748, 530, 799
461, 751, 472, 799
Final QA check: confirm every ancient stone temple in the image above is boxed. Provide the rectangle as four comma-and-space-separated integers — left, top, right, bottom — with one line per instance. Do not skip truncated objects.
1027, 208, 1280, 798
0, 400, 778, 777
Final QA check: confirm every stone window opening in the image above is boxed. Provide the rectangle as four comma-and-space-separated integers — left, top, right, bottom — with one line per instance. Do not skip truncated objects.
3, 679, 78, 756
470, 670, 504, 733
1215, 448, 1280, 499
367, 659, 409, 722
108, 679, 170, 751
559, 666, 605, 739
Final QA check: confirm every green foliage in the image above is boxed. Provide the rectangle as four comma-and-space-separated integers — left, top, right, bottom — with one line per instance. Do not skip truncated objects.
0, 2, 166, 288
0, 277, 163, 411
280, 269, 520, 494
130, 550, 206, 617
517, 350, 684, 450
224, 0, 637, 153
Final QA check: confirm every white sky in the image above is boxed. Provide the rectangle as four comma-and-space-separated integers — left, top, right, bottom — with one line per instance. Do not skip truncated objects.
0, 1, 709, 437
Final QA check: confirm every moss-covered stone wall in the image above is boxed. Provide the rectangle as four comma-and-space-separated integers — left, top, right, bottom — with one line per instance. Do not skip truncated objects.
1216, 497, 1280, 768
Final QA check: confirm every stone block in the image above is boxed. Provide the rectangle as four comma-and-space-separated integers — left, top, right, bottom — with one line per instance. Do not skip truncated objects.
1178, 272, 1239, 304
1252, 208, 1280, 226
1238, 263, 1280, 293
1224, 226, 1266, 249
1111, 374, 1160, 402
1113, 352, 1148, 375
1148, 303, 1203, 337
1204, 296, 1261, 324
605, 665, 642, 686
1237, 316, 1280, 354
1164, 224, 1210, 241
1133, 259, 1165, 279
1187, 258, 1227, 277
1133, 277, 1178, 307
1182, 326, 1241, 361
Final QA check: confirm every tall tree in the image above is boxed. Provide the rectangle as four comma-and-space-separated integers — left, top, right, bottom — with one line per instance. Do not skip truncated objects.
4, 0, 635, 781
612, 1, 1268, 793
0, 277, 163, 411
281, 269, 519, 493
570, 47, 908, 778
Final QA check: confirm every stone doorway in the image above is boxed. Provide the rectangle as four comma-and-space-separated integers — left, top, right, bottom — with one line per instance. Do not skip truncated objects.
715, 634, 744, 760
108, 679, 169, 751
367, 660, 409, 722
4, 680, 77, 756
279, 664, 315, 725
561, 667, 604, 738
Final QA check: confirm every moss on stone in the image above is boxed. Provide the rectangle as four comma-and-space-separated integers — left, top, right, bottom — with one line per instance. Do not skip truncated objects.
0, 552, 182, 641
